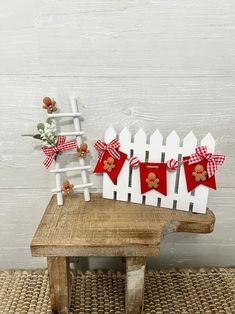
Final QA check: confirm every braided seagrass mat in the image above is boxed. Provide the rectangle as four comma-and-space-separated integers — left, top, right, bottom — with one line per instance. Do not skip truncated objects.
0, 268, 234, 314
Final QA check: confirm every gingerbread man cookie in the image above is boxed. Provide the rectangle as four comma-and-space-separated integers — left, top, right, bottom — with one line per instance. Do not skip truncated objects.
61, 180, 74, 196
42, 97, 57, 114
192, 164, 207, 182
145, 172, 160, 188
103, 156, 116, 172
77, 143, 89, 158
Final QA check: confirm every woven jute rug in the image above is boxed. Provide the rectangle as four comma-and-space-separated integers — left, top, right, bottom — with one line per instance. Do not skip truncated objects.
0, 268, 234, 314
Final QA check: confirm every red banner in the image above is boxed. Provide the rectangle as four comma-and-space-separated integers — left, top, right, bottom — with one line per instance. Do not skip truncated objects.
183, 157, 216, 192
139, 162, 167, 195
94, 150, 127, 183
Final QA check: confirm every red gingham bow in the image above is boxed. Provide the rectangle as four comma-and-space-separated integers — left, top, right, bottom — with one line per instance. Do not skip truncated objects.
188, 146, 225, 178
94, 138, 121, 162
42, 136, 77, 168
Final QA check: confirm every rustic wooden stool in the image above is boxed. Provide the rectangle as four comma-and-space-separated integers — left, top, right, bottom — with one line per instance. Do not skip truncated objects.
31, 194, 215, 314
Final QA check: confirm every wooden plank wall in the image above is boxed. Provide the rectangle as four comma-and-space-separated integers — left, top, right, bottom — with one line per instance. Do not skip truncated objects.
0, 0, 234, 269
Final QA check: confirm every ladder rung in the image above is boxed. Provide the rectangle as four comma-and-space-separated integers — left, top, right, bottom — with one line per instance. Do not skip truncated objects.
50, 166, 91, 173
52, 183, 93, 193
57, 131, 84, 136
73, 183, 93, 190
48, 112, 82, 118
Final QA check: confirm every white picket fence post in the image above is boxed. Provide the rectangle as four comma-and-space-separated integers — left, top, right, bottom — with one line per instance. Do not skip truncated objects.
103, 126, 117, 199
102, 127, 215, 214
176, 131, 198, 211
145, 129, 163, 206
192, 133, 215, 213
131, 129, 147, 204
116, 127, 131, 201
48, 97, 92, 205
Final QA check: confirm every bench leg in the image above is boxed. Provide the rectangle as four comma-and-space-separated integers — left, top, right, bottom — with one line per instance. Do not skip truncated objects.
47, 257, 71, 314
125, 257, 146, 314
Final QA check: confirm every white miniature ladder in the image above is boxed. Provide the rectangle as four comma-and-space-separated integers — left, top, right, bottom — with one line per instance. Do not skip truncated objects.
48, 97, 92, 205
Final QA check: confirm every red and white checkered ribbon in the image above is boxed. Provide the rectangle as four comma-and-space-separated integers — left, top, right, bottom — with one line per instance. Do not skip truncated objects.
94, 138, 120, 162
42, 136, 77, 168
188, 146, 225, 178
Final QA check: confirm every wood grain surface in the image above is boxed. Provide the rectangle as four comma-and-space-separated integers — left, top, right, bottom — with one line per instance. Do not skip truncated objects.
126, 257, 146, 314
48, 256, 71, 314
0, 0, 234, 269
30, 194, 215, 257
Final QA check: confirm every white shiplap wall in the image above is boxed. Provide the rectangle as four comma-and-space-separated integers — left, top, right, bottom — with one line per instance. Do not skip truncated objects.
0, 0, 234, 269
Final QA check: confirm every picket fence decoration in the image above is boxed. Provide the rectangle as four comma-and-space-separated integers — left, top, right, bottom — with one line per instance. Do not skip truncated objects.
102, 127, 215, 214
49, 97, 92, 205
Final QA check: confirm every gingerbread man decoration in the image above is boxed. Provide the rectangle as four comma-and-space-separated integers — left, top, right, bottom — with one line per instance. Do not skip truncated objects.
42, 97, 57, 114
145, 172, 160, 188
77, 143, 89, 158
103, 156, 116, 172
192, 164, 207, 182
61, 180, 74, 195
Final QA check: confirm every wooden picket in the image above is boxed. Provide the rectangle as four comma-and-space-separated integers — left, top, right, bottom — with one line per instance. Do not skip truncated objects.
176, 131, 197, 211
131, 129, 147, 204
145, 130, 163, 206
103, 126, 117, 199
116, 127, 131, 201
49, 97, 92, 205
192, 133, 215, 213
102, 127, 215, 214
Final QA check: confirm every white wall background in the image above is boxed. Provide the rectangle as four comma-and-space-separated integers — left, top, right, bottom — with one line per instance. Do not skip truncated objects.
0, 0, 235, 269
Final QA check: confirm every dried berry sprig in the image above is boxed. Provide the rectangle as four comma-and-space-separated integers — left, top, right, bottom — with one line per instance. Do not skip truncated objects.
22, 118, 57, 147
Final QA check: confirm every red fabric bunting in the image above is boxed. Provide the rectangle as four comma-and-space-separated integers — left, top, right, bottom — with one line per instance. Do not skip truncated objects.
93, 150, 127, 183
183, 157, 216, 192
94, 139, 121, 162
188, 145, 225, 178
139, 162, 167, 195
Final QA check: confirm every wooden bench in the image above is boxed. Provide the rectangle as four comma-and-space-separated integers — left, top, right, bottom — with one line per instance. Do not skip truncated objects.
31, 193, 215, 314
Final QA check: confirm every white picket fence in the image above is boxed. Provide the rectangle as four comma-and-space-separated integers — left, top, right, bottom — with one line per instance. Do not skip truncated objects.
49, 97, 92, 205
102, 127, 215, 214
